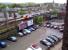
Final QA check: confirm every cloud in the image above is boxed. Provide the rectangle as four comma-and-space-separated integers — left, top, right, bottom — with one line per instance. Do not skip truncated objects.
0, 0, 66, 3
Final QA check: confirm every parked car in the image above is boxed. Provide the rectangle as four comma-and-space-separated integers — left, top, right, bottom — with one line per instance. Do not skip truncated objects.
8, 36, 17, 42
59, 28, 64, 32
0, 40, 7, 48
32, 25, 39, 30
46, 24, 51, 28
48, 36, 58, 42
45, 22, 51, 28
58, 26, 64, 29
27, 27, 35, 32
53, 25, 58, 29
61, 23, 64, 26
30, 27, 35, 31
17, 32, 24, 37
23, 31, 27, 35
50, 24, 54, 28
40, 35, 60, 48
23, 29, 31, 34
52, 35, 60, 40
40, 39, 52, 47
26, 44, 42, 50
58, 26, 64, 32
47, 37, 55, 43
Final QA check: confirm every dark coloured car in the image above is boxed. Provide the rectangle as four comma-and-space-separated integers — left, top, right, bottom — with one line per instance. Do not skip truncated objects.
40, 35, 60, 48
0, 40, 7, 48
52, 35, 60, 40
32, 25, 39, 30
27, 27, 35, 32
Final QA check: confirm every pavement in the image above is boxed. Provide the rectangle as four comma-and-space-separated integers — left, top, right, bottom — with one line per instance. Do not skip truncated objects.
1, 25, 63, 50
51, 41, 62, 50
1, 27, 47, 50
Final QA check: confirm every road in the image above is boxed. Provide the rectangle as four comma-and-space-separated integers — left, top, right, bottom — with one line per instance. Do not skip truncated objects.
1, 26, 62, 50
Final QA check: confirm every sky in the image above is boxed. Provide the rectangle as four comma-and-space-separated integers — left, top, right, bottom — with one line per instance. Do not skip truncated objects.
0, 0, 67, 4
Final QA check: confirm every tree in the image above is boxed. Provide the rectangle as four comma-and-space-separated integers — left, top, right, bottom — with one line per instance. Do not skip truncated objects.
0, 4, 6, 9
62, 0, 68, 50
18, 9, 26, 15
7, 4, 18, 8
34, 16, 43, 25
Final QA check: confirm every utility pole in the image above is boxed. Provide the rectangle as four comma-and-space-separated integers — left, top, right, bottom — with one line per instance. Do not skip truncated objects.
53, 0, 54, 9
62, 0, 68, 50
4, 8, 8, 28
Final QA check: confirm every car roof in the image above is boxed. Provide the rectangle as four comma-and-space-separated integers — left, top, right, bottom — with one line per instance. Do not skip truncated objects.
46, 37, 55, 43
48, 36, 58, 42
42, 39, 52, 45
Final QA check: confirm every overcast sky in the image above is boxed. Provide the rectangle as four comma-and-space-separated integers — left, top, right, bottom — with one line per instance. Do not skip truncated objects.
0, 0, 67, 4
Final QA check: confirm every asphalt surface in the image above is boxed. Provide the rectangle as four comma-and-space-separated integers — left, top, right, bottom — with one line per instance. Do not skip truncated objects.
51, 41, 62, 50
1, 26, 63, 50
1, 27, 47, 50
0, 10, 63, 50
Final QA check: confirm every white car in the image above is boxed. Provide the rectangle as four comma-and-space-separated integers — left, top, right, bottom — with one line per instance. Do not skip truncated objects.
46, 24, 50, 28
58, 26, 64, 29
53, 25, 58, 29
24, 29, 31, 34
18, 32, 23, 37
8, 36, 17, 42
26, 44, 42, 50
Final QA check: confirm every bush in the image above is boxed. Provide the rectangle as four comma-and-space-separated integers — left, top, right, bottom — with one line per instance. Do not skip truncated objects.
18, 9, 26, 15
34, 16, 43, 25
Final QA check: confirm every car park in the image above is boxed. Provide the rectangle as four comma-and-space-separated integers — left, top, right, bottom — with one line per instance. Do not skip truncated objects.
40, 35, 61, 48
0, 40, 7, 48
